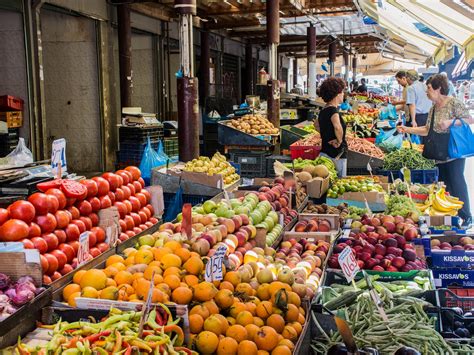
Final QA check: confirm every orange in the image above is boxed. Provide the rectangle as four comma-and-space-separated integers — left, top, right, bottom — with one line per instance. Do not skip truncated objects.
119, 284, 134, 295
288, 292, 301, 307
246, 302, 257, 315
203, 300, 219, 315
278, 339, 295, 351
254, 317, 265, 327
281, 326, 298, 342
114, 270, 133, 285
148, 260, 161, 268
245, 324, 260, 341
175, 247, 191, 263
215, 289, 234, 309
124, 256, 135, 266
156, 283, 171, 296
132, 272, 144, 281
229, 302, 247, 318
135, 278, 152, 300
204, 315, 225, 336
235, 283, 253, 297
134, 249, 154, 265
238, 340, 258, 355
171, 286, 193, 305
151, 288, 166, 303
236, 311, 254, 327
79, 269, 107, 290
217, 337, 238, 355
183, 274, 199, 287
195, 331, 219, 354
214, 314, 229, 333
163, 267, 181, 278
67, 291, 81, 307
153, 247, 172, 261
226, 324, 248, 343
257, 284, 271, 301
73, 270, 86, 285
266, 314, 285, 333
192, 282, 218, 302
106, 255, 124, 267
183, 256, 204, 276
63, 284, 81, 302
164, 274, 181, 290
164, 240, 181, 252
224, 271, 241, 287
271, 345, 291, 355
81, 286, 99, 298
258, 351, 270, 355
190, 304, 210, 320
219, 281, 235, 292
297, 313, 305, 325
161, 254, 181, 269
106, 278, 117, 287
143, 266, 162, 282
290, 321, 302, 336
256, 301, 273, 320
285, 304, 299, 323
254, 326, 279, 352
99, 286, 119, 300
104, 266, 119, 278
189, 314, 204, 334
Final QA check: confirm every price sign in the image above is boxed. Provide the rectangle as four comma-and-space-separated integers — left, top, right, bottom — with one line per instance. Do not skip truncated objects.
77, 232, 90, 266
205, 245, 227, 282
181, 203, 192, 240
105, 226, 118, 247
367, 162, 373, 177
51, 138, 67, 177
338, 246, 360, 283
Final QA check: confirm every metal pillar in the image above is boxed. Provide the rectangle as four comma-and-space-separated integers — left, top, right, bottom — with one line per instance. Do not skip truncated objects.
307, 24, 317, 98
328, 41, 337, 77
266, 0, 280, 128
117, 4, 132, 108
199, 29, 210, 103
352, 56, 357, 84
175, 0, 199, 162
343, 50, 349, 83
293, 58, 298, 89
245, 43, 254, 97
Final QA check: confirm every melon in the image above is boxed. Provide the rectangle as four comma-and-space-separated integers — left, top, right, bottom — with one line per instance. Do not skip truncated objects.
302, 165, 315, 176
297, 171, 312, 183
313, 164, 329, 178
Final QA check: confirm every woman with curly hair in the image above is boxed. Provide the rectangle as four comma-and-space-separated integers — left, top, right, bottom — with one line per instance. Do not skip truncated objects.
317, 77, 347, 177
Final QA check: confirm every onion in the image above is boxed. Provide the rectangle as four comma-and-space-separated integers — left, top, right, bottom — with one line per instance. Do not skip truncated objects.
11, 289, 34, 306
0, 273, 11, 290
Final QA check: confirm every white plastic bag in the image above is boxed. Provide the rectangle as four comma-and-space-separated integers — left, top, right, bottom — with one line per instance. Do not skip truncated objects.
6, 138, 33, 166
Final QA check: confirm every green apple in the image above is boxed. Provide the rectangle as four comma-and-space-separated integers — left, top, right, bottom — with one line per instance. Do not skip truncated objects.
203, 200, 217, 214
139, 234, 155, 247
264, 216, 275, 231
215, 205, 229, 217
268, 211, 278, 224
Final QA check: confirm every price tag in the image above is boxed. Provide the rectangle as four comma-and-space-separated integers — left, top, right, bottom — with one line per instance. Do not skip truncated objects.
367, 162, 373, 177
105, 226, 118, 248
77, 232, 90, 266
205, 245, 227, 282
363, 197, 373, 217
223, 189, 231, 206
279, 213, 284, 226
51, 138, 67, 177
338, 246, 360, 283
98, 207, 120, 247
181, 203, 192, 240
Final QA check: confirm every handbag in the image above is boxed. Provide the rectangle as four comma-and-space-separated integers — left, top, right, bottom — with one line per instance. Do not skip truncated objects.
422, 108, 450, 161
448, 118, 474, 158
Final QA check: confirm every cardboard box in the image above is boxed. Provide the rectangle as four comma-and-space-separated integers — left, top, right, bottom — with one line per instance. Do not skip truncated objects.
432, 268, 474, 288
305, 176, 330, 199
284, 214, 340, 240
167, 167, 224, 189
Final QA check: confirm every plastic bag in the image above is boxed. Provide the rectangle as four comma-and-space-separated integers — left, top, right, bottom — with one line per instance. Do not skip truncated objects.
164, 186, 183, 222
379, 104, 397, 120
449, 118, 474, 158
139, 137, 167, 185
410, 134, 421, 145
377, 128, 403, 152
5, 138, 33, 166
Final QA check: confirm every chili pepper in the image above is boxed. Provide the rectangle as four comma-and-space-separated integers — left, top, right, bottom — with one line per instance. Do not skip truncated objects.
142, 330, 154, 337
60, 350, 80, 355
112, 330, 122, 353
158, 303, 173, 325
163, 325, 184, 346
129, 339, 153, 352
84, 330, 112, 343
123, 341, 132, 355
175, 347, 193, 355
16, 339, 31, 355
66, 336, 80, 349
91, 347, 108, 355
155, 308, 164, 326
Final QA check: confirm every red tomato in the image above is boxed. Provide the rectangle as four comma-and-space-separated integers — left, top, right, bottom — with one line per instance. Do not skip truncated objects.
71, 219, 86, 234
135, 193, 147, 208
28, 222, 42, 238
123, 200, 132, 214
65, 224, 80, 242
107, 191, 116, 204
138, 177, 145, 189
8, 200, 36, 224
150, 217, 158, 224
144, 221, 154, 228
50, 250, 67, 270
116, 170, 131, 185
130, 212, 141, 227
79, 216, 92, 231
96, 243, 109, 253
58, 243, 75, 262
133, 181, 142, 193
89, 247, 101, 258
129, 196, 141, 212
133, 227, 142, 235
54, 229, 67, 244
42, 233, 59, 252
68, 241, 80, 254
55, 210, 71, 229
31, 237, 48, 254
88, 197, 101, 212
119, 233, 129, 242
91, 227, 106, 243
44, 253, 59, 275
127, 183, 136, 196
102, 172, 120, 192
138, 211, 148, 224
119, 219, 127, 233
66, 197, 76, 207
43, 275, 52, 285
21, 238, 35, 249
125, 166, 141, 181
145, 204, 154, 216
67, 206, 80, 220
92, 177, 110, 196
88, 231, 97, 247
77, 200, 92, 216
46, 188, 67, 210
121, 185, 131, 200
99, 195, 112, 209
80, 179, 98, 198
0, 208, 9, 225
141, 207, 152, 220
59, 264, 74, 276
28, 193, 50, 215
114, 188, 125, 202
0, 219, 29, 241
61, 180, 88, 200
124, 215, 135, 230
47, 195, 59, 214
89, 213, 99, 227
35, 213, 57, 233
40, 255, 49, 273
37, 179, 62, 192
51, 271, 62, 281
114, 202, 127, 219
141, 189, 151, 203
125, 230, 136, 238
116, 175, 123, 187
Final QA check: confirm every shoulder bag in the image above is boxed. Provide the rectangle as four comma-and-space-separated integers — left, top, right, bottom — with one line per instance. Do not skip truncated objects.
422, 108, 450, 161
448, 118, 474, 158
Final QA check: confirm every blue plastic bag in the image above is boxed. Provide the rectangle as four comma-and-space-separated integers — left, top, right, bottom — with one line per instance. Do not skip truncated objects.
139, 137, 167, 185
448, 118, 474, 158
379, 104, 397, 120
410, 134, 421, 145
377, 128, 403, 152
164, 186, 183, 222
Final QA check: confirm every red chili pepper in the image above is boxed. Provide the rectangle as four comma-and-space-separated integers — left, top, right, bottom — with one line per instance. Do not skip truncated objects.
66, 336, 80, 349
123, 341, 132, 355
155, 310, 164, 326
84, 330, 112, 343
142, 330, 154, 336
175, 347, 192, 355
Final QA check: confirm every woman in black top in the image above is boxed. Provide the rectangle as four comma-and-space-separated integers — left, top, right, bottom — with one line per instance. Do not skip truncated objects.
317, 77, 347, 177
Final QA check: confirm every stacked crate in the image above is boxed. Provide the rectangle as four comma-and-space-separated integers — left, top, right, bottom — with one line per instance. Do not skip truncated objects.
0, 95, 24, 156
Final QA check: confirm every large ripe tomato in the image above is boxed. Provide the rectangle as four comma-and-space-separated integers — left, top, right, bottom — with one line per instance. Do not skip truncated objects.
96, 243, 109, 253
116, 175, 123, 187
0, 219, 29, 241
126, 230, 136, 238
79, 216, 92, 231
127, 183, 136, 196
28, 193, 49, 215
68, 241, 80, 254
114, 188, 125, 202
91, 226, 106, 243
141, 207, 152, 220
71, 219, 86, 234
119, 219, 127, 232
60, 180, 88, 200
50, 249, 67, 270
67, 206, 80, 220
66, 197, 76, 207
55, 210, 71, 229
88, 197, 101, 212
121, 185, 131, 200
28, 222, 42, 238
125, 166, 141, 181
42, 232, 59, 252
124, 215, 135, 230
88, 213, 99, 227
8, 200, 36, 224
77, 200, 92, 216
145, 204, 155, 216
92, 177, 110, 196
107, 191, 116, 204
44, 253, 58, 275
35, 213, 57, 233
88, 231, 97, 247
54, 229, 67, 244
102, 172, 120, 192
135, 193, 147, 208
133, 181, 142, 194
31, 237, 48, 254
65, 224, 80, 242
130, 212, 141, 227
123, 200, 132, 214
36, 179, 62, 192
141, 189, 151, 203
40, 255, 49, 273
58, 243, 75, 263
114, 202, 127, 219
138, 177, 145, 189
21, 238, 34, 249
0, 208, 9, 226
59, 264, 74, 276
138, 211, 148, 224
80, 179, 98, 198
47, 194, 59, 214
129, 196, 141, 212
99, 195, 112, 209
46, 188, 67, 209
115, 170, 131, 185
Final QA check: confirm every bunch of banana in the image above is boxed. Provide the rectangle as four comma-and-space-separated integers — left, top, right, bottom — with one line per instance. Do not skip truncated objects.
183, 152, 240, 184
416, 187, 464, 216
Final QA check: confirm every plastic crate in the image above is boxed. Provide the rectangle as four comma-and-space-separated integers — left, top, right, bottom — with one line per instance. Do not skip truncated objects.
289, 143, 321, 160
0, 95, 24, 111
229, 150, 270, 178
164, 137, 178, 157
437, 288, 474, 312
0, 111, 22, 128
378, 168, 439, 184
118, 126, 164, 143
163, 192, 210, 220
266, 155, 292, 177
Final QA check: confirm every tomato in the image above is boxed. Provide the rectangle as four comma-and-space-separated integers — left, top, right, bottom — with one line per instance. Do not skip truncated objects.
61, 180, 88, 200
88, 231, 97, 247
43, 275, 52, 285
139, 224, 147, 231
0, 219, 29, 241
133, 227, 142, 235
67, 206, 80, 220
80, 179, 98, 198
28, 193, 50, 215
121, 185, 131, 200
141, 189, 151, 203
119, 233, 129, 242
107, 191, 116, 204
89, 213, 99, 227
31, 237, 48, 254
116, 170, 131, 185
141, 207, 152, 220
35, 213, 57, 233
0, 208, 9, 226
42, 233, 59, 252
51, 271, 62, 281
47, 194, 59, 214
27, 222, 41, 239
150, 217, 158, 224
133, 181, 142, 193
21, 238, 35, 249
119, 219, 127, 233
124, 215, 135, 230
102, 172, 120, 192
127, 183, 136, 196
129, 196, 141, 212
88, 197, 100, 212
138, 177, 145, 189
50, 249, 67, 270
59, 264, 74, 276
79, 216, 92, 231
44, 253, 58, 275
8, 200, 36, 224
77, 200, 92, 216
145, 221, 154, 228
114, 188, 125, 202
145, 204, 155, 216
66, 197, 76, 207
126, 230, 136, 238
68, 241, 80, 254
89, 247, 101, 258
91, 227, 106, 244
58, 243, 75, 263
138, 211, 148, 224
125, 166, 141, 181
55, 210, 71, 229
114, 202, 127, 219
92, 177, 110, 196
71, 219, 86, 234
46, 188, 67, 210
65, 224, 80, 242
37, 179, 62, 192
54, 229, 67, 244
123, 200, 132, 214
130, 212, 141, 227
96, 242, 109, 253
135, 193, 147, 208
40, 255, 49, 273
116, 175, 123, 187
99, 195, 112, 209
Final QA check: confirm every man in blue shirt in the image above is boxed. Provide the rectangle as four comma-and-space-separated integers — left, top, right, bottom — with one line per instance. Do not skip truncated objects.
406, 70, 432, 143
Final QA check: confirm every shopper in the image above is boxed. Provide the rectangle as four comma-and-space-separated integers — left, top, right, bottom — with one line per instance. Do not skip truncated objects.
357, 78, 367, 93
317, 77, 347, 177
398, 74, 473, 226
393, 71, 410, 122
405, 70, 432, 142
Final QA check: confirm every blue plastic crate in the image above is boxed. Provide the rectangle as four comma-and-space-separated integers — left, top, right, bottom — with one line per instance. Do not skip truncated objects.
378, 168, 439, 184
163, 192, 210, 220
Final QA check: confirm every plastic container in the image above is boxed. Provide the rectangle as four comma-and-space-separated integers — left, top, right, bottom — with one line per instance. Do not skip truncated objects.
164, 137, 178, 157
118, 125, 164, 143
290, 143, 321, 160
437, 288, 474, 312
0, 111, 23, 128
0, 95, 24, 111
378, 168, 439, 184
229, 150, 270, 178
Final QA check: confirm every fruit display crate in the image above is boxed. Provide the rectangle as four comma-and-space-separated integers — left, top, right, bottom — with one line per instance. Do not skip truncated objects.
437, 288, 474, 312
280, 125, 309, 150
229, 150, 270, 178
164, 137, 178, 157
118, 125, 164, 144
289, 142, 321, 160
0, 95, 24, 111
218, 120, 276, 147
432, 268, 474, 289
427, 235, 473, 268
0, 111, 23, 128
378, 168, 439, 184
347, 150, 383, 170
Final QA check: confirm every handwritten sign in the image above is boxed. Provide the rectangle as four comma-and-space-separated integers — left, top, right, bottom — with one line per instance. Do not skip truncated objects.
51, 138, 67, 177
77, 232, 90, 266
338, 246, 360, 283
205, 245, 228, 282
